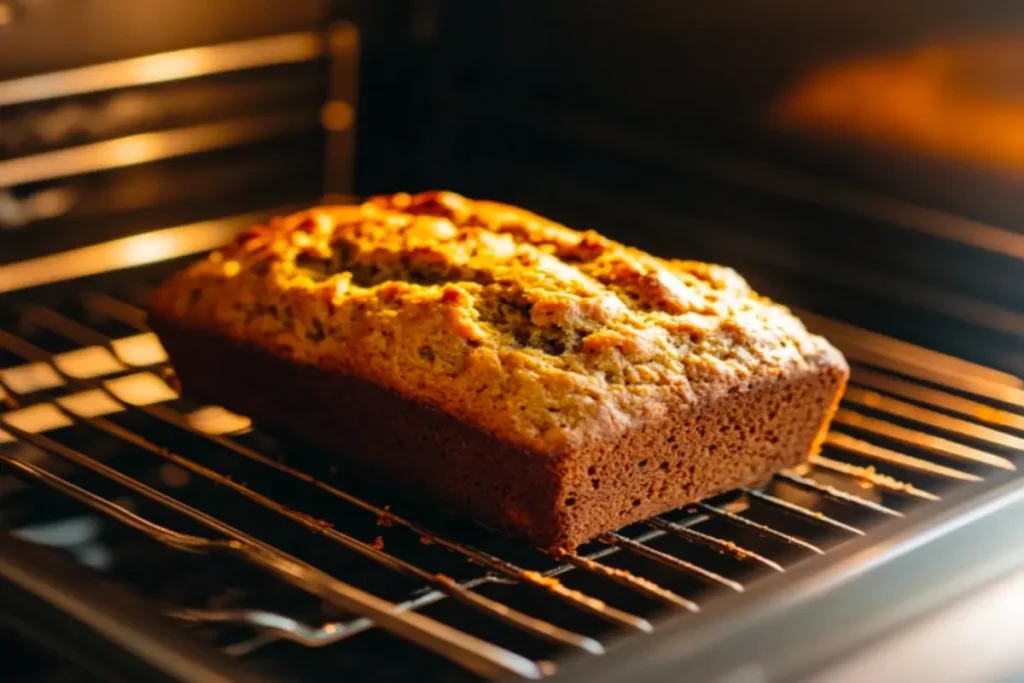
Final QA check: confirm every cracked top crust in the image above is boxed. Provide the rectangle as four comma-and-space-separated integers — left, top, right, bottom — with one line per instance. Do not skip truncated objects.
149, 191, 846, 454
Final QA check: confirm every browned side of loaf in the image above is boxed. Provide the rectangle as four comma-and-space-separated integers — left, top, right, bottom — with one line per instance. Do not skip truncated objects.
555, 359, 847, 546
152, 315, 846, 551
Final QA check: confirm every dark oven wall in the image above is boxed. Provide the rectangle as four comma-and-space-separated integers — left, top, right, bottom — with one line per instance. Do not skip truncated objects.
355, 0, 1024, 376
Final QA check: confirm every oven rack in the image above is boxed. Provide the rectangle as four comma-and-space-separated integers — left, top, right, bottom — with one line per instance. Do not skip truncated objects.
0, 264, 1021, 681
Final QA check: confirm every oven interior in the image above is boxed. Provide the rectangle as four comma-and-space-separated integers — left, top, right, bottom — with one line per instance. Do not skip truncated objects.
1, 2, 1023, 682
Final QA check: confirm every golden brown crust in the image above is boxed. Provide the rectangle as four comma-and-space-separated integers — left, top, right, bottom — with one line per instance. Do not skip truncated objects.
149, 191, 846, 457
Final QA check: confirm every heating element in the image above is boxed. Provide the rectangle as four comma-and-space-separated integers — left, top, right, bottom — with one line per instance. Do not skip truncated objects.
0, 217, 1021, 682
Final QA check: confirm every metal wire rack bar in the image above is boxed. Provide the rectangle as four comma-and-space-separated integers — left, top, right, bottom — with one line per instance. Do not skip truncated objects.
823, 432, 982, 482
599, 533, 745, 593
847, 368, 1024, 432
773, 471, 903, 518
807, 455, 940, 502
644, 518, 785, 572
691, 502, 825, 555
834, 408, 1016, 471
740, 488, 867, 537
842, 386, 1024, 450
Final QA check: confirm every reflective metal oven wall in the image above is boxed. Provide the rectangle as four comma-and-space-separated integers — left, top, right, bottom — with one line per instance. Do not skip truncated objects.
0, 0, 357, 262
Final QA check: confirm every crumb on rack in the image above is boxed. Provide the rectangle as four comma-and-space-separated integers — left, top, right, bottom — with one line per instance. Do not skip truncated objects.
520, 570, 607, 610
377, 505, 394, 527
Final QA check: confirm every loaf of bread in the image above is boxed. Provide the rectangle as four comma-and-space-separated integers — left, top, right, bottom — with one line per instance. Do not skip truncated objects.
149, 191, 848, 551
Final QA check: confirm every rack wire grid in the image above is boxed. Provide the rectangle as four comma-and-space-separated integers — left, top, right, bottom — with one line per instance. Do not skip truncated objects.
0, 256, 1021, 682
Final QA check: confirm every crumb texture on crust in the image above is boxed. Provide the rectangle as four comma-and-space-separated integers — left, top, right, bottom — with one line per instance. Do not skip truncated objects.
149, 191, 846, 454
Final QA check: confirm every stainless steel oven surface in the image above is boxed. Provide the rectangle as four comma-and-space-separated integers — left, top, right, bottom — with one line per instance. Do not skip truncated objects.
1, 2, 1022, 682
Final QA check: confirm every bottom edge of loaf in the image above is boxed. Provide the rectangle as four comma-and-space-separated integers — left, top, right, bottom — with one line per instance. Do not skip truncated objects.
150, 315, 846, 552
